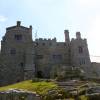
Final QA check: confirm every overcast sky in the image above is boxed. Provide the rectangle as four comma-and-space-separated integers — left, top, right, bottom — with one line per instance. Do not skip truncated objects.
0, 0, 100, 62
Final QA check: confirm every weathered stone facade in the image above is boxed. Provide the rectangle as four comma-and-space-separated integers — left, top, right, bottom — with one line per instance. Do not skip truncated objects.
0, 21, 92, 85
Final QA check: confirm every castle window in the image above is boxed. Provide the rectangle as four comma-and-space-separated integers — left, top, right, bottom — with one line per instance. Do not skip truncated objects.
79, 58, 85, 65
37, 55, 43, 59
64, 43, 66, 46
10, 49, 16, 55
37, 71, 43, 78
82, 59, 85, 64
20, 62, 24, 67
15, 34, 22, 40
36, 43, 38, 46
34, 42, 38, 46
42, 43, 45, 46
78, 46, 83, 53
57, 43, 59, 46
53, 55, 62, 59
49, 43, 52, 46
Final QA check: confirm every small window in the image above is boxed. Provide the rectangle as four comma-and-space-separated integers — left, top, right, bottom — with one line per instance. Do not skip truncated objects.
64, 43, 66, 46
20, 62, 24, 67
42, 43, 45, 46
83, 59, 85, 64
10, 49, 16, 55
49, 43, 52, 46
79, 58, 85, 65
53, 55, 62, 59
35, 42, 38, 46
37, 55, 43, 59
57, 43, 59, 46
36, 43, 38, 46
78, 46, 83, 53
15, 34, 22, 40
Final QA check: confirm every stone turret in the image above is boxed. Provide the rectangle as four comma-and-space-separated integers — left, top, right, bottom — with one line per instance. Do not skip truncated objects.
0, 21, 35, 85
29, 25, 32, 39
71, 31, 91, 67
17, 21, 21, 27
76, 32, 81, 39
64, 30, 70, 43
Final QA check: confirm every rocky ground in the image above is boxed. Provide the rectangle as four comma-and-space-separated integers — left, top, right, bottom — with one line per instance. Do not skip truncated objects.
0, 79, 100, 100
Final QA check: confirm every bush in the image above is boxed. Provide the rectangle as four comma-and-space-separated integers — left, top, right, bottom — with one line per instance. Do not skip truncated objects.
42, 88, 68, 100
32, 78, 41, 82
55, 75, 65, 81
87, 94, 100, 100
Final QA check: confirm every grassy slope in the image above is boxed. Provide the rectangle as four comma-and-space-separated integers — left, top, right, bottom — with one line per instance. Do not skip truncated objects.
0, 80, 90, 100
79, 95, 88, 100
0, 80, 58, 96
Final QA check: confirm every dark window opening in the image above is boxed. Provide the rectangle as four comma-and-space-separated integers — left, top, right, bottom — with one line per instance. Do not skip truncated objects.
64, 43, 66, 46
79, 59, 85, 65
78, 46, 83, 53
10, 49, 16, 55
20, 62, 24, 67
37, 71, 43, 78
53, 55, 62, 59
42, 43, 45, 46
36, 55, 43, 59
17, 79, 20, 82
83, 59, 85, 64
35, 43, 38, 46
15, 34, 22, 40
57, 43, 59, 46
49, 43, 52, 46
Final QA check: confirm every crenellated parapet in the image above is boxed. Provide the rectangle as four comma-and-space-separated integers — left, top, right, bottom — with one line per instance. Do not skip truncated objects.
35, 37, 56, 42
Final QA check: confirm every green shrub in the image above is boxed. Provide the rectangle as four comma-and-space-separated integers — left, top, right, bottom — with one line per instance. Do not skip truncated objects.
87, 94, 100, 100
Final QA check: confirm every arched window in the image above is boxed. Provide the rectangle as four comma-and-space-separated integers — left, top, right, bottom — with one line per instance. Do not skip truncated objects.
78, 46, 83, 53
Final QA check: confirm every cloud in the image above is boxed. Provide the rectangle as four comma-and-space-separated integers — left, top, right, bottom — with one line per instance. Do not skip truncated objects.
0, 15, 7, 22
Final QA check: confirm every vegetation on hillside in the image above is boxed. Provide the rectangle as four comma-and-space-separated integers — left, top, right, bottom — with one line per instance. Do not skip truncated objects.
0, 80, 67, 99
1, 79, 100, 100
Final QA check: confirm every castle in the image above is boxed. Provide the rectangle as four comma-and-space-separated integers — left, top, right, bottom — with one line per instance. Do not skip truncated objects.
0, 21, 99, 86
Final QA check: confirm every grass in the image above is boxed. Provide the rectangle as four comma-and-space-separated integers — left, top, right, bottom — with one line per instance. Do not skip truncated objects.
0, 80, 71, 99
1, 80, 99, 100
0, 80, 58, 95
79, 95, 88, 100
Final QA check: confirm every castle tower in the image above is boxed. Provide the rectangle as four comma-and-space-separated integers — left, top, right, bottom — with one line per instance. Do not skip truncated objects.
64, 30, 70, 43
64, 30, 71, 65
1, 21, 35, 85
71, 32, 91, 67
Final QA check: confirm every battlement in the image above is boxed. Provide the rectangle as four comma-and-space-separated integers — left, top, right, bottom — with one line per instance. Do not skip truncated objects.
35, 37, 56, 42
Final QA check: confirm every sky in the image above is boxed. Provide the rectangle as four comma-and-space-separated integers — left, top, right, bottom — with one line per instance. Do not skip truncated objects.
0, 0, 100, 62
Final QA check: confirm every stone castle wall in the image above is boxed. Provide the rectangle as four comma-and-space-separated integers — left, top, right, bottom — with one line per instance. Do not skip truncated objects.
0, 21, 92, 85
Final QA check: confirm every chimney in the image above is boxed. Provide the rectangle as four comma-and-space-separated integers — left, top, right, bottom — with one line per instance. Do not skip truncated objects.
64, 30, 70, 42
76, 32, 81, 39
17, 21, 21, 27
